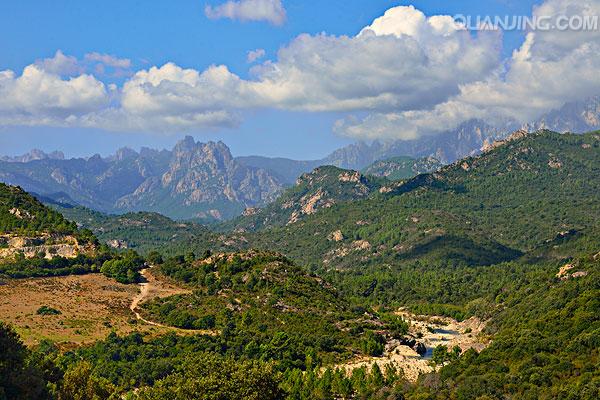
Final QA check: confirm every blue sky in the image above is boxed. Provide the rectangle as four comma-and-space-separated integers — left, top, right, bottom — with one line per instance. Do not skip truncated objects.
0, 0, 573, 159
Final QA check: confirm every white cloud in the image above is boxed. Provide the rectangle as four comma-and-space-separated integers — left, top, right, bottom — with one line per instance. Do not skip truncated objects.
1, 0, 599, 137
205, 0, 286, 26
336, 0, 600, 139
84, 52, 132, 69
245, 6, 500, 113
0, 65, 109, 126
101, 5, 499, 131
35, 50, 82, 76
247, 48, 266, 63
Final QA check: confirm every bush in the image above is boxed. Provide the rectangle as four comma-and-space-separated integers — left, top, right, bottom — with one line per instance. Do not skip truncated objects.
36, 306, 61, 316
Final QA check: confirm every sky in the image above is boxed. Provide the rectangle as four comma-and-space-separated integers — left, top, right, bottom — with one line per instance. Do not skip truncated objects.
1, 0, 599, 159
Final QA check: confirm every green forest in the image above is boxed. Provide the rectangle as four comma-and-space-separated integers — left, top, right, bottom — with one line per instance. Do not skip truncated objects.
1, 130, 599, 399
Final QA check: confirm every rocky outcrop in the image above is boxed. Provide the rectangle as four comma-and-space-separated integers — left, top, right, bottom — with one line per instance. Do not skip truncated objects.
482, 129, 529, 153
0, 234, 93, 260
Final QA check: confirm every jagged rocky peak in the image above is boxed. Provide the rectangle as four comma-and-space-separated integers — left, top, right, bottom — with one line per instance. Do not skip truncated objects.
169, 138, 233, 175
173, 135, 197, 152
172, 137, 233, 165
524, 95, 600, 133
482, 129, 530, 153
1, 149, 65, 163
114, 147, 139, 161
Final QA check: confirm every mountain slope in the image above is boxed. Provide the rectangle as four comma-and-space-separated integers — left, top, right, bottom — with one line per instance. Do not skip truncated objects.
0, 183, 105, 277
362, 156, 443, 181
0, 183, 80, 235
224, 166, 386, 231
235, 156, 321, 185
323, 119, 510, 167
524, 95, 600, 133
115, 139, 283, 220
240, 131, 600, 270
54, 205, 229, 256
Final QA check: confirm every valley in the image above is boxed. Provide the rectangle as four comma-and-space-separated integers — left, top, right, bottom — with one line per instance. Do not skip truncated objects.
0, 129, 599, 400
3, 2, 600, 398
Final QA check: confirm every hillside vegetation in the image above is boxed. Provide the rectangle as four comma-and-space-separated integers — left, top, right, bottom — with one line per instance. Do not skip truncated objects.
223, 166, 386, 231
362, 156, 443, 181
241, 131, 600, 270
140, 251, 406, 366
53, 206, 227, 256
0, 184, 144, 283
1, 130, 599, 399
0, 183, 82, 236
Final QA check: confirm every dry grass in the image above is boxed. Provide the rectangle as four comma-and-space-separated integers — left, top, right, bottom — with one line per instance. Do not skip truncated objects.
0, 273, 197, 347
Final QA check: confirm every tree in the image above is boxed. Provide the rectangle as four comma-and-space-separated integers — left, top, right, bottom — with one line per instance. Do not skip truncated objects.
0, 322, 49, 400
135, 354, 284, 400
146, 251, 163, 266
57, 361, 115, 400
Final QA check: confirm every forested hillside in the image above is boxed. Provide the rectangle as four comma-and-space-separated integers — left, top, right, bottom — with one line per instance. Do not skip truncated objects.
54, 206, 228, 256
362, 156, 443, 181
240, 131, 600, 272
223, 166, 386, 231
0, 183, 143, 282
1, 130, 599, 400
0, 183, 81, 235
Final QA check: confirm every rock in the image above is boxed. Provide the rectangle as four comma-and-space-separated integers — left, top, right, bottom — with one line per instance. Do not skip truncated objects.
338, 171, 361, 183
570, 271, 588, 279
415, 342, 427, 356
556, 263, 575, 278
400, 337, 417, 348
8, 208, 33, 219
329, 230, 344, 242
107, 239, 129, 249
243, 207, 259, 216
548, 158, 563, 169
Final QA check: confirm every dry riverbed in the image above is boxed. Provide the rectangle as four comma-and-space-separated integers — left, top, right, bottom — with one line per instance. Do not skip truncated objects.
338, 311, 490, 381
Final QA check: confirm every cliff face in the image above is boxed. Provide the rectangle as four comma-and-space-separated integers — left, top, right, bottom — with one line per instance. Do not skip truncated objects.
116, 138, 283, 220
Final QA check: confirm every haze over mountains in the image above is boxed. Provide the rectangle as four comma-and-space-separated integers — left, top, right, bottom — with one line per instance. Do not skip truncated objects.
1, 95, 599, 221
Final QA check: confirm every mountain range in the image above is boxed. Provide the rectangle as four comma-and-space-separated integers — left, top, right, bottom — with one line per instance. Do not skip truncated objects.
0, 138, 284, 221
1, 95, 599, 221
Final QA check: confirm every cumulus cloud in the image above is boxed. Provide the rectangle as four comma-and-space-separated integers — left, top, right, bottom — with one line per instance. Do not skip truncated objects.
245, 6, 500, 113
116, 63, 250, 130
97, 5, 498, 131
0, 65, 109, 126
247, 48, 266, 63
337, 0, 600, 138
205, 0, 286, 26
0, 0, 598, 136
35, 50, 82, 76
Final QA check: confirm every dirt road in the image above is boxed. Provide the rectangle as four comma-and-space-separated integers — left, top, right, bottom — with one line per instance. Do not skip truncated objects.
129, 268, 217, 335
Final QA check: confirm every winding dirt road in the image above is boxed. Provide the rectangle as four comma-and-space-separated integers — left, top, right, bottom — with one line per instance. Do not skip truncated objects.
129, 269, 166, 327
129, 268, 218, 335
